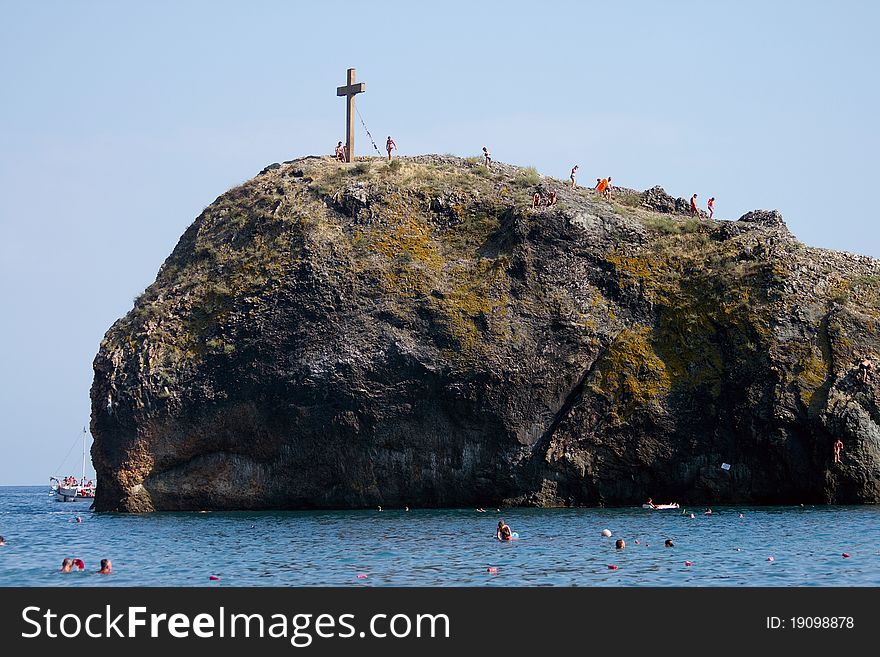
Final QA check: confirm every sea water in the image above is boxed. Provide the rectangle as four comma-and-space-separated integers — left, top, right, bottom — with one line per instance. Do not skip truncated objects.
1, 486, 878, 586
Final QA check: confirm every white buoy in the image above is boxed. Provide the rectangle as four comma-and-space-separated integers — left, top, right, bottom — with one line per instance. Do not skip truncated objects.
601, 529, 612, 537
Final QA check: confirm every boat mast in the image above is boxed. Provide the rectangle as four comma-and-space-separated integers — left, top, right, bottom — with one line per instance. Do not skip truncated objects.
81, 426, 87, 484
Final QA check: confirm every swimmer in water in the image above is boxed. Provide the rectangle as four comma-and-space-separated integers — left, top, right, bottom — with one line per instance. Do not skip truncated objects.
704, 508, 713, 515
496, 520, 513, 541
476, 508, 486, 512
738, 512, 745, 519
665, 539, 674, 548
615, 539, 625, 549
60, 558, 83, 573
98, 559, 112, 574
0, 535, 5, 546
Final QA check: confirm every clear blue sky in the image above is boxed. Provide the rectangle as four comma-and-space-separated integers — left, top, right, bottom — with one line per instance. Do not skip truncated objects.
1, 0, 878, 484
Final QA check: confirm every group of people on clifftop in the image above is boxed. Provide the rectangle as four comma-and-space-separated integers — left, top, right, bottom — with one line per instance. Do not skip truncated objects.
691, 193, 715, 219
336, 136, 398, 162
333, 138, 723, 219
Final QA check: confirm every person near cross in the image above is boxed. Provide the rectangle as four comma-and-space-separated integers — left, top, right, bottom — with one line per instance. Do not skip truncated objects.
336, 68, 366, 163
483, 147, 492, 168
334, 141, 346, 162
386, 135, 397, 161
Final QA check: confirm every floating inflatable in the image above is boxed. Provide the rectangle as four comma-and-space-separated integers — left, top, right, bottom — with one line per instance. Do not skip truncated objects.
641, 503, 680, 510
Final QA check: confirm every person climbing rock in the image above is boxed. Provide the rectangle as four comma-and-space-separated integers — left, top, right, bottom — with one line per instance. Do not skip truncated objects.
603, 176, 613, 200
548, 190, 557, 206
834, 438, 844, 463
533, 192, 541, 208
690, 193, 699, 217
858, 356, 873, 383
483, 147, 492, 168
708, 196, 715, 219
386, 135, 397, 161
597, 177, 608, 195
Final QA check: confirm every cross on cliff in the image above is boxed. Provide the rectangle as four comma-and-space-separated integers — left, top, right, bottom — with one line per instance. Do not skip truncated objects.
336, 68, 365, 163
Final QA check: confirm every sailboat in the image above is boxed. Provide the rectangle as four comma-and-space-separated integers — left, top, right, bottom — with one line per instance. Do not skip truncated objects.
49, 427, 96, 502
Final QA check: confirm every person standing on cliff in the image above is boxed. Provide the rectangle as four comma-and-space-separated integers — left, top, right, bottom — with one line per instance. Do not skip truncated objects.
834, 438, 844, 463
334, 141, 345, 162
386, 135, 397, 161
483, 146, 492, 168
708, 196, 715, 219
603, 176, 613, 200
570, 165, 578, 188
690, 193, 699, 217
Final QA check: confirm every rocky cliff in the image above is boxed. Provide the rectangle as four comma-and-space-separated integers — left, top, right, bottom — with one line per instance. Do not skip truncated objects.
90, 155, 880, 511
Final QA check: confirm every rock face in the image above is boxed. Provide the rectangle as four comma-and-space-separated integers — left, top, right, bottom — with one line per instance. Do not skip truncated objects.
90, 155, 880, 511
738, 209, 788, 230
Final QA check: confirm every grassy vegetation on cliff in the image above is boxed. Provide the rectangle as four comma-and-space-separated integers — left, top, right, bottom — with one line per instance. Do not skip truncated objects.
107, 154, 880, 409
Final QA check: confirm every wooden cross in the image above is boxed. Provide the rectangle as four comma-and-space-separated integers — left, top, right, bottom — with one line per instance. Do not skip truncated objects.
336, 68, 365, 163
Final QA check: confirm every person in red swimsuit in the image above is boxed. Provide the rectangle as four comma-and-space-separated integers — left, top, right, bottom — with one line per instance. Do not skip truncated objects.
708, 196, 715, 219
